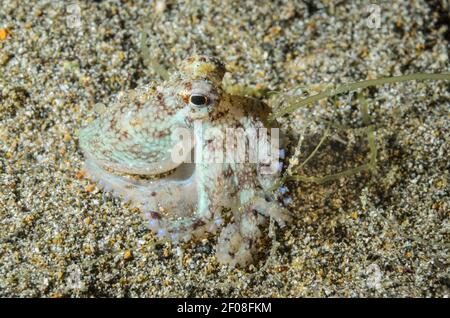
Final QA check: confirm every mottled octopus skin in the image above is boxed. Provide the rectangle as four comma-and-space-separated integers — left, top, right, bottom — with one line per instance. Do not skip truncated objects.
79, 55, 290, 267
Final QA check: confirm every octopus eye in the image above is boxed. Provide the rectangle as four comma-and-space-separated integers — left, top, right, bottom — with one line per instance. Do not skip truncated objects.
189, 94, 208, 106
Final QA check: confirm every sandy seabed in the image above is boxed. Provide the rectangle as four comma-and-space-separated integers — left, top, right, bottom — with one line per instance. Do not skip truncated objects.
0, 0, 448, 297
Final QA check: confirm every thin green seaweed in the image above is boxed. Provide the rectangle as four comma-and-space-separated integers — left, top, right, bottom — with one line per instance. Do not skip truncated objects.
269, 73, 450, 121
270, 73, 450, 187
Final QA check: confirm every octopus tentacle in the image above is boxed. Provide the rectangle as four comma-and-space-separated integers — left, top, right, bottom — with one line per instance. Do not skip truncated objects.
216, 208, 267, 267
83, 159, 197, 216
84, 159, 225, 243
144, 210, 222, 243
250, 197, 292, 227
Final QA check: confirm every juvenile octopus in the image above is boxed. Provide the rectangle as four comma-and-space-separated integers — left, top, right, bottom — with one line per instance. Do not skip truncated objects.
78, 55, 290, 267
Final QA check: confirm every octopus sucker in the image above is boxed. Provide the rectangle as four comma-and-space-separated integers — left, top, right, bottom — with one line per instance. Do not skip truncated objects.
79, 55, 290, 267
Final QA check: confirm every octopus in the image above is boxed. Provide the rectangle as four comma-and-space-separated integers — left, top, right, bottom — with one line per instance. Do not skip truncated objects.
78, 55, 291, 267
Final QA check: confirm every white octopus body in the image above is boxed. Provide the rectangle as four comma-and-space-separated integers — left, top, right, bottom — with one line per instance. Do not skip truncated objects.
78, 55, 290, 267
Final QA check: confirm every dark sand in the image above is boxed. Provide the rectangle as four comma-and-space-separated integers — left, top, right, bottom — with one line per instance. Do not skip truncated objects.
0, 1, 448, 297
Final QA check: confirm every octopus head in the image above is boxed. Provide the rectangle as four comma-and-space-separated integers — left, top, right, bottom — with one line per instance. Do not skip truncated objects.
177, 55, 226, 123
78, 55, 228, 177
180, 55, 226, 86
